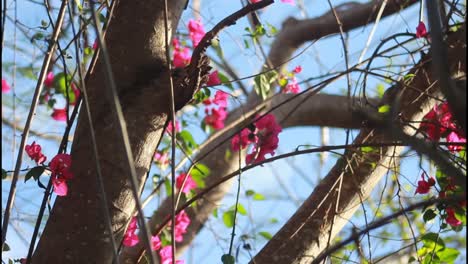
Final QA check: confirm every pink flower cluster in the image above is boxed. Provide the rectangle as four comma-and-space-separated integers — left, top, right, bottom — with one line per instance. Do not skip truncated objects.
2, 79, 10, 93
206, 70, 221, 86
172, 39, 191, 68
159, 246, 184, 264
415, 172, 436, 194
281, 65, 302, 94
188, 19, 205, 47
419, 102, 466, 152
416, 21, 428, 38
154, 151, 170, 169
122, 217, 163, 250
166, 120, 181, 135
49, 153, 73, 196
25, 141, 47, 165
176, 173, 197, 194
446, 208, 462, 227
170, 210, 191, 242
231, 114, 282, 164
204, 90, 229, 130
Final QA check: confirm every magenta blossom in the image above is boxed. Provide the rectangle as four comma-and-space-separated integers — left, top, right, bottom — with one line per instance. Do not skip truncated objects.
151, 235, 162, 251
283, 77, 300, 94
159, 246, 185, 264
416, 21, 428, 38
415, 173, 435, 195
205, 107, 227, 130
44, 72, 54, 88
206, 71, 222, 86
123, 217, 140, 247
172, 38, 191, 68
2, 79, 10, 93
446, 208, 462, 227
188, 19, 205, 47
25, 141, 47, 165
176, 173, 197, 194
52, 108, 67, 122
49, 153, 73, 196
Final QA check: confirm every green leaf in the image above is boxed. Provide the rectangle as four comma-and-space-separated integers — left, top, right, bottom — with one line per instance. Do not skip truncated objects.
360, 146, 376, 153
376, 83, 385, 98
436, 247, 460, 263
404, 73, 416, 80
408, 256, 416, 263
31, 32, 44, 42
245, 189, 255, 196
2, 242, 10, 251
423, 209, 437, 222
222, 210, 235, 228
177, 130, 198, 154
378, 104, 390, 113
254, 74, 269, 100
217, 72, 234, 91
421, 232, 445, 251
230, 203, 247, 215
258, 231, 272, 240
269, 218, 278, 223
25, 166, 45, 182
164, 179, 172, 196
221, 254, 235, 264
213, 208, 218, 218
2, 169, 7, 180
190, 163, 210, 188
253, 193, 265, 201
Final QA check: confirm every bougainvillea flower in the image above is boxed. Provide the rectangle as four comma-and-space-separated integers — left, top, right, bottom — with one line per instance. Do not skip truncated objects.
166, 120, 181, 135
123, 216, 140, 247
168, 210, 191, 242
205, 107, 227, 130
416, 21, 428, 38
282, 77, 300, 94
44, 72, 54, 88
206, 71, 222, 86
25, 141, 47, 165
246, 114, 282, 164
151, 235, 162, 251
52, 108, 68, 122
154, 151, 170, 169
70, 83, 81, 105
159, 246, 185, 264
93, 39, 99, 50
281, 0, 295, 5
172, 38, 191, 68
293, 65, 302, 73
176, 173, 197, 194
446, 208, 462, 227
188, 19, 205, 47
52, 178, 68, 196
213, 90, 228, 108
415, 173, 435, 194
446, 131, 466, 152
2, 79, 10, 93
231, 128, 256, 151
50, 153, 73, 196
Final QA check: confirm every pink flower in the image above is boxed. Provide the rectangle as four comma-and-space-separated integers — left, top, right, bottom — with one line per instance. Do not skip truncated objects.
44, 72, 54, 88
166, 120, 181, 135
50, 153, 73, 196
123, 217, 140, 247
50, 154, 73, 180
246, 114, 282, 164
159, 246, 185, 264
188, 19, 205, 47
293, 65, 302, 73
2, 79, 10, 93
282, 77, 300, 94
154, 151, 170, 168
446, 208, 462, 227
213, 90, 228, 108
52, 178, 68, 196
206, 71, 221, 86
172, 39, 191, 68
168, 210, 191, 242
92, 39, 98, 50
52, 108, 68, 122
415, 173, 435, 195
281, 0, 295, 5
151, 235, 162, 251
25, 141, 47, 165
420, 102, 458, 141
231, 128, 256, 151
416, 21, 428, 38
446, 131, 466, 152
205, 107, 227, 130
176, 173, 197, 194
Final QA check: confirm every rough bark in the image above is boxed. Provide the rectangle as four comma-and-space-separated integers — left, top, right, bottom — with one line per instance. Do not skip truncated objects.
32, 0, 187, 263
251, 27, 466, 264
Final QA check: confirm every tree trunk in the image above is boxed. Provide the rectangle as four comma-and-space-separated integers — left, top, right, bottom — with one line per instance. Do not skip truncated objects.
32, 0, 187, 262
